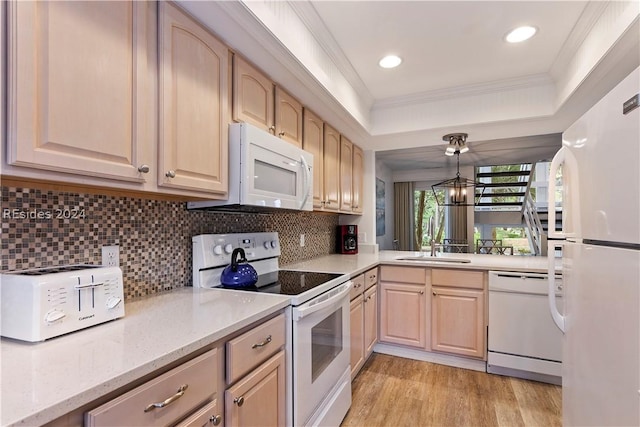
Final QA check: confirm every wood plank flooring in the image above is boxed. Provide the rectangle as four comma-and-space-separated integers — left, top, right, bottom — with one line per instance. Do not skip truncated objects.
341, 353, 562, 427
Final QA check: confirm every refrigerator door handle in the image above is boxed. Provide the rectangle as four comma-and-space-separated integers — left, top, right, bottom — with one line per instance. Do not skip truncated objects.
548, 241, 566, 333
548, 146, 581, 239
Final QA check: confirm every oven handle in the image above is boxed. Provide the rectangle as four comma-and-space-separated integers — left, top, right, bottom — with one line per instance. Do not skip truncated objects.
292, 281, 351, 321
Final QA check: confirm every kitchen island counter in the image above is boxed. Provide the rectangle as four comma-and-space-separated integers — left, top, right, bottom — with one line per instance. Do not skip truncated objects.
0, 288, 290, 427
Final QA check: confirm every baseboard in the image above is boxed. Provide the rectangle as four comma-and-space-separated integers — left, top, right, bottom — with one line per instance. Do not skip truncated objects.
373, 343, 487, 372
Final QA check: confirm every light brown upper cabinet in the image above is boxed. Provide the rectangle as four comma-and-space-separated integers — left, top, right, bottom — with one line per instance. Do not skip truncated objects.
352, 145, 364, 214
340, 136, 354, 212
232, 55, 275, 134
275, 87, 303, 147
158, 2, 229, 195
7, 1, 151, 182
302, 109, 325, 209
322, 124, 342, 211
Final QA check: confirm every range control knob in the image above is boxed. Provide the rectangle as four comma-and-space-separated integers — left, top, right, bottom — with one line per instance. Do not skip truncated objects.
106, 297, 122, 309
263, 241, 271, 249
224, 244, 234, 254
213, 245, 223, 255
270, 240, 278, 249
44, 309, 66, 324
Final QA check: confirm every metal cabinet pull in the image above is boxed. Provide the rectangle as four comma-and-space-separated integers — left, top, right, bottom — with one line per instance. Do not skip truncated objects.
143, 384, 188, 412
420, 290, 425, 295
278, 132, 285, 137
209, 415, 222, 425
165, 170, 176, 178
138, 164, 150, 173
251, 335, 272, 349
234, 396, 245, 407
268, 125, 275, 132
432, 291, 437, 296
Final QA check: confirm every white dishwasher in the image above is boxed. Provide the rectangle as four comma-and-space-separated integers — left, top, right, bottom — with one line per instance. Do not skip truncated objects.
487, 271, 563, 385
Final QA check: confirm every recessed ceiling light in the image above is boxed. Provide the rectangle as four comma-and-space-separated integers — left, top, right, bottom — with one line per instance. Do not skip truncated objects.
505, 26, 537, 43
379, 55, 402, 69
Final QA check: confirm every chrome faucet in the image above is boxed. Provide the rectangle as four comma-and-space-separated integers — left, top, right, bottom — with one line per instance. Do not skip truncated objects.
428, 216, 440, 257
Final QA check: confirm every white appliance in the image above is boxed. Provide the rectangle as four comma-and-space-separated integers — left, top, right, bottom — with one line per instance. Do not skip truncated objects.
487, 271, 563, 385
187, 123, 313, 212
547, 67, 640, 426
1, 265, 124, 342
192, 232, 352, 427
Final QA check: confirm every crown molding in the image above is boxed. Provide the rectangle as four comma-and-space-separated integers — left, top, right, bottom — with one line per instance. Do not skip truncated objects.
288, 1, 374, 108
550, 1, 610, 79
372, 73, 555, 110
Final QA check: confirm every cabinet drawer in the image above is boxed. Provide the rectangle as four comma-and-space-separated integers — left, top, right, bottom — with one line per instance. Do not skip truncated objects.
432, 269, 484, 290
175, 399, 221, 427
364, 267, 378, 289
350, 274, 365, 299
227, 314, 285, 384
380, 266, 426, 284
85, 349, 219, 427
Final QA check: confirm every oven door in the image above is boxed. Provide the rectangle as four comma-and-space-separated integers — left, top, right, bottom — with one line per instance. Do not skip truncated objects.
243, 137, 312, 211
291, 282, 351, 426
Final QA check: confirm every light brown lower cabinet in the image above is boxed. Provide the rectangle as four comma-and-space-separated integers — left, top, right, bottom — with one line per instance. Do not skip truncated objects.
431, 286, 485, 359
85, 349, 221, 427
350, 294, 365, 379
379, 281, 427, 349
225, 350, 286, 427
363, 285, 378, 358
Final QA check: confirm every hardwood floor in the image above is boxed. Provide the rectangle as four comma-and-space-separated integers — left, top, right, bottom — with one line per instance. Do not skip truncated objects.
341, 353, 562, 427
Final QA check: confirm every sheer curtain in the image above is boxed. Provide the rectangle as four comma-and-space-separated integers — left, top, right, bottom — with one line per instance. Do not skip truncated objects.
394, 182, 414, 250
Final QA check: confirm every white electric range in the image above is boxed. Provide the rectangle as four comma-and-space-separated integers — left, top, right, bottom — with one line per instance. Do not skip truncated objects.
192, 232, 352, 427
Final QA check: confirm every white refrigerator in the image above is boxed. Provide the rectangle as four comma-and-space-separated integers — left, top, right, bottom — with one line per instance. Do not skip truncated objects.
547, 67, 640, 426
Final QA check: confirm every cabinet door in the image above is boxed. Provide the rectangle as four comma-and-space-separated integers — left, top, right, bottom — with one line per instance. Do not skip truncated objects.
379, 282, 426, 349
7, 1, 149, 182
350, 295, 365, 380
275, 87, 303, 147
340, 136, 353, 212
225, 351, 285, 427
352, 145, 364, 214
322, 124, 341, 211
431, 287, 485, 359
303, 109, 324, 209
364, 285, 378, 358
158, 2, 229, 195
232, 55, 274, 132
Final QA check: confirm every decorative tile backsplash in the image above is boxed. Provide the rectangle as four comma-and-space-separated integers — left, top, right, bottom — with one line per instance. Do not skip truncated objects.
1, 186, 339, 299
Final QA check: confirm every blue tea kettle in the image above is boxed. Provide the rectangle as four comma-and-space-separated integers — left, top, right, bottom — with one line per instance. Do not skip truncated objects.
220, 248, 258, 288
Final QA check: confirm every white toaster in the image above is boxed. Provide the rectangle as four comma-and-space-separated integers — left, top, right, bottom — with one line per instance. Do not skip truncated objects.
1, 265, 125, 342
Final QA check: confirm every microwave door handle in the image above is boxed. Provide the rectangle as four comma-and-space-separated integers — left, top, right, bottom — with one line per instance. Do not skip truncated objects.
300, 155, 311, 209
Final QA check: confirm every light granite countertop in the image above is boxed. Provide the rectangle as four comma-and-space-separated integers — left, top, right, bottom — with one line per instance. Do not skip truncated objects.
2, 251, 554, 426
0, 288, 290, 427
283, 250, 555, 276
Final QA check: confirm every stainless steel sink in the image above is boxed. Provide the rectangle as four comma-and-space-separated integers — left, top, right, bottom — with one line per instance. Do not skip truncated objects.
395, 256, 471, 263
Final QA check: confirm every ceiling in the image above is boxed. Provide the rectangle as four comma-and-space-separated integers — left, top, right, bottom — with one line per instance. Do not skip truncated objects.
179, 1, 639, 172
310, 1, 587, 101
308, 0, 581, 170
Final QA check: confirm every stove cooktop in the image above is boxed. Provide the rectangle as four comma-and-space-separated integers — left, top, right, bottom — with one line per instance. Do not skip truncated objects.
221, 270, 343, 296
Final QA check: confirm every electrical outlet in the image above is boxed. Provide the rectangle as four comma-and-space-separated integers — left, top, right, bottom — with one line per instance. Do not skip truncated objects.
102, 245, 120, 267
300, 234, 305, 247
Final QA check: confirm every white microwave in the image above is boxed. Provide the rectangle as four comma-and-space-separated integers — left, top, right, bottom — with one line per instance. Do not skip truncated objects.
188, 123, 313, 212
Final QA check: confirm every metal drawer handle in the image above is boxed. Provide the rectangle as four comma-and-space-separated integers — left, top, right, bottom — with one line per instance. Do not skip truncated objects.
234, 396, 245, 407
209, 415, 222, 425
251, 335, 272, 349
432, 291, 436, 296
144, 384, 188, 412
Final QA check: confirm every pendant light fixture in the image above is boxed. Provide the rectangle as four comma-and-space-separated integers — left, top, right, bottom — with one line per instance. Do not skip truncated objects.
432, 133, 486, 207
